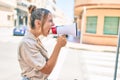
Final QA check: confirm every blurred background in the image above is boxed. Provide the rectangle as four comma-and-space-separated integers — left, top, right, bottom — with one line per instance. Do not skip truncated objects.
0, 0, 74, 27
1, 0, 120, 80
1, 0, 120, 46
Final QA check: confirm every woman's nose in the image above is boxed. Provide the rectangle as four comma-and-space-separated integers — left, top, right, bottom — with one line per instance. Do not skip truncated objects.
51, 23, 55, 28
51, 23, 55, 26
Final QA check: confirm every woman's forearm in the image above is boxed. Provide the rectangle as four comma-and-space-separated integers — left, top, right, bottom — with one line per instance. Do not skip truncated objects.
40, 43, 61, 74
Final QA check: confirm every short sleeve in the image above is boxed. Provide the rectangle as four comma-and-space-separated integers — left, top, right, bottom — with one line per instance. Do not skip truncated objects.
20, 41, 46, 70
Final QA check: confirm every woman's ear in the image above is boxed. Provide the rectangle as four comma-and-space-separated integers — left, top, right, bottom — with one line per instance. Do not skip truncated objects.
35, 20, 41, 26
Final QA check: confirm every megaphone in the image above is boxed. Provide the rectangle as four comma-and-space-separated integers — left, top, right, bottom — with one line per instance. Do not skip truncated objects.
51, 23, 77, 37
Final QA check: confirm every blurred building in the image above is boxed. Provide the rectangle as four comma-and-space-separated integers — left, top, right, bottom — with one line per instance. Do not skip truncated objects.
0, 0, 70, 28
15, 0, 30, 27
0, 0, 16, 27
37, 0, 72, 25
16, 0, 70, 25
74, 0, 120, 46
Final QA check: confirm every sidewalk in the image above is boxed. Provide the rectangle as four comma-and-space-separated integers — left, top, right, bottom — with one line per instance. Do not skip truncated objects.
42, 36, 118, 80
66, 42, 117, 53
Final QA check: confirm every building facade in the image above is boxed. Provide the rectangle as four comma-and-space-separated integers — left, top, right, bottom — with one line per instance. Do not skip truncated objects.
0, 0, 68, 28
15, 0, 29, 27
74, 0, 120, 46
0, 0, 16, 27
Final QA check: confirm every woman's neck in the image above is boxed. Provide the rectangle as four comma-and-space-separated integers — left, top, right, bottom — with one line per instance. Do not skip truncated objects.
30, 29, 40, 38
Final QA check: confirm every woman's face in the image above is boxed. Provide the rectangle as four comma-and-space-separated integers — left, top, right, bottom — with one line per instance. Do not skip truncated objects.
42, 13, 54, 36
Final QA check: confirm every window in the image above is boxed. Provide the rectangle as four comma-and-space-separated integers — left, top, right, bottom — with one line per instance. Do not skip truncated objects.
104, 17, 119, 35
7, 15, 11, 21
86, 16, 97, 34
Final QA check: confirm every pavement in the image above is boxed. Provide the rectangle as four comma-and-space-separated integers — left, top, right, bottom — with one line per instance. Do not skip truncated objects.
0, 27, 119, 80
42, 35, 118, 80
67, 42, 117, 53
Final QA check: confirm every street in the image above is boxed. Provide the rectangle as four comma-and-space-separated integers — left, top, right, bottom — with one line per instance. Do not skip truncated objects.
0, 28, 120, 80
57, 49, 119, 80
0, 28, 22, 80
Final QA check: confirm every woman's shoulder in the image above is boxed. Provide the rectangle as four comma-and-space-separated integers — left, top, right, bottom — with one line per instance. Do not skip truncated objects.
19, 36, 36, 47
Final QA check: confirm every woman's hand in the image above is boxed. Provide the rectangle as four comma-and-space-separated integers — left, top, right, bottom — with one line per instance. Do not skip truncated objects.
56, 35, 67, 48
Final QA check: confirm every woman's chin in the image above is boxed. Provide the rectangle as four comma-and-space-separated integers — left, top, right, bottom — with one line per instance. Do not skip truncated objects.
43, 33, 48, 37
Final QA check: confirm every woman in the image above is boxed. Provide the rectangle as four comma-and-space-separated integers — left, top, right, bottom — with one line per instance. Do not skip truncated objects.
18, 7, 67, 80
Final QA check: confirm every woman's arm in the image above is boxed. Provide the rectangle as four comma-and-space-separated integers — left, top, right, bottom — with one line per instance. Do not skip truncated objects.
40, 35, 67, 74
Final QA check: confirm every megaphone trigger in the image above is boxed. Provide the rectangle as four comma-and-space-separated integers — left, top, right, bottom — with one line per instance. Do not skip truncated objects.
61, 34, 68, 38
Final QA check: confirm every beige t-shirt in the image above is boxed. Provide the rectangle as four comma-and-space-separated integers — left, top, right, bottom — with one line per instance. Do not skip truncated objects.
18, 31, 49, 80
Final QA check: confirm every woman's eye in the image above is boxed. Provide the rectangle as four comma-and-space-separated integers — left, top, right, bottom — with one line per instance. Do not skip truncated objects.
49, 20, 53, 22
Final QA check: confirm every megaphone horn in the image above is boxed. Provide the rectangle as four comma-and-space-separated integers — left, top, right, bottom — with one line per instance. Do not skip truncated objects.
51, 23, 77, 37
